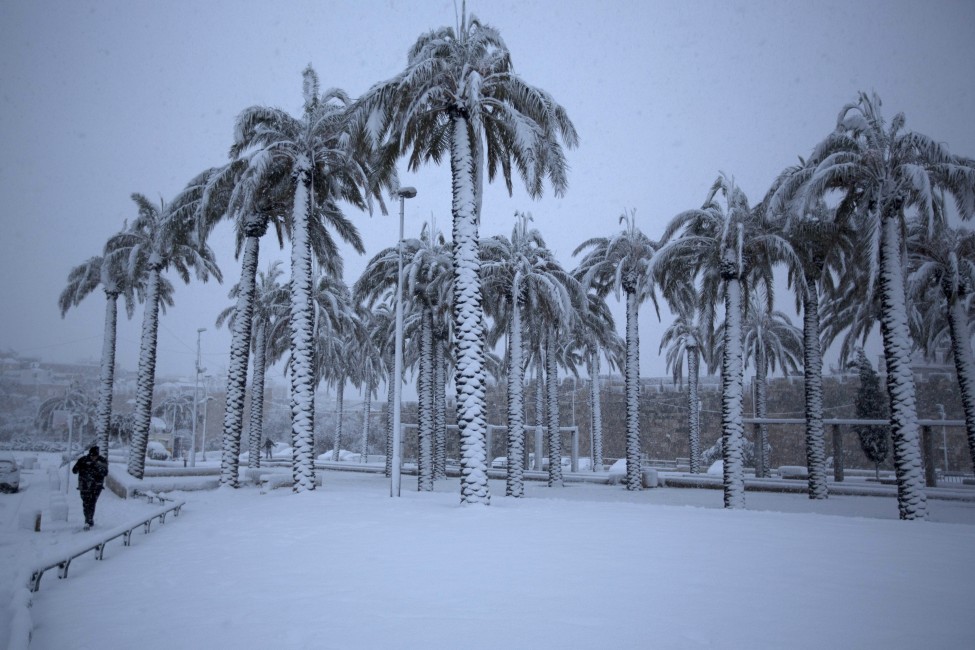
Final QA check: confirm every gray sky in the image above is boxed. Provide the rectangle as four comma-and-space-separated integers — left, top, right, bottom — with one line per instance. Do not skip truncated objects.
1, 0, 973, 387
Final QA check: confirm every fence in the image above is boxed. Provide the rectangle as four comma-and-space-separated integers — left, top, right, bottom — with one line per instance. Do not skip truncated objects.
744, 417, 971, 485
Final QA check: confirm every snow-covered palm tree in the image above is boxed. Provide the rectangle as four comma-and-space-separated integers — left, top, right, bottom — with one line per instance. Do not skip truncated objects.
768, 159, 857, 498
305, 275, 359, 465
575, 210, 661, 490
566, 292, 622, 473
108, 186, 222, 479
58, 240, 172, 456
356, 224, 453, 489
355, 9, 578, 504
907, 218, 975, 472
36, 382, 97, 447
229, 65, 391, 492
153, 392, 195, 451
199, 160, 285, 485
803, 92, 975, 519
216, 261, 290, 469
482, 212, 580, 494
716, 288, 802, 477
656, 175, 797, 508
659, 295, 709, 474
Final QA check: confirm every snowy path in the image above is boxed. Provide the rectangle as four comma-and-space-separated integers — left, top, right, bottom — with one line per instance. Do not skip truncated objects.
21, 470, 975, 650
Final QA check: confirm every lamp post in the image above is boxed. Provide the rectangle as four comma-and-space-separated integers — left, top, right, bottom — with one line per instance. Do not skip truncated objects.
190, 328, 206, 467
391, 186, 417, 497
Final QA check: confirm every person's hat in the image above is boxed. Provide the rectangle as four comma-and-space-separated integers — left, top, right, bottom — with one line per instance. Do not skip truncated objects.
89, 445, 100, 454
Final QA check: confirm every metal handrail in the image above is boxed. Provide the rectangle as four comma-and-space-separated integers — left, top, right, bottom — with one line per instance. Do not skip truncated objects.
26, 499, 186, 592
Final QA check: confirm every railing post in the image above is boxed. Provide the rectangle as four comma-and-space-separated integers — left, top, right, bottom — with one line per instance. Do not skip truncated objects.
832, 424, 844, 483
922, 425, 938, 487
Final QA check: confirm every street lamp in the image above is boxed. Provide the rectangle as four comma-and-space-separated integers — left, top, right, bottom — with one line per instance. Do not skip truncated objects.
391, 186, 417, 497
190, 328, 206, 467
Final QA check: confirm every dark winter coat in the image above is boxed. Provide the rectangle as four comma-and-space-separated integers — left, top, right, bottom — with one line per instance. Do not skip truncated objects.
73, 453, 108, 493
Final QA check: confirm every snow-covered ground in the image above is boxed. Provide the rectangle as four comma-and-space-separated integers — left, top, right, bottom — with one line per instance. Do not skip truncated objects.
3, 452, 975, 649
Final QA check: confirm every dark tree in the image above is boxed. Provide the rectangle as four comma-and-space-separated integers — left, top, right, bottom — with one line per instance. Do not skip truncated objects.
853, 350, 890, 479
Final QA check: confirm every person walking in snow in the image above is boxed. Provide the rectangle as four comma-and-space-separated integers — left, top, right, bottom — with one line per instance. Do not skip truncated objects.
264, 438, 275, 460
72, 445, 108, 530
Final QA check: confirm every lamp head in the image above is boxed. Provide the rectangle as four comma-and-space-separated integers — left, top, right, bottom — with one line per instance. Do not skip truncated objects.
395, 186, 417, 199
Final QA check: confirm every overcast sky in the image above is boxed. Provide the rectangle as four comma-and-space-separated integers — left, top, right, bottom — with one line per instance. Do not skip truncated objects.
1, 0, 973, 390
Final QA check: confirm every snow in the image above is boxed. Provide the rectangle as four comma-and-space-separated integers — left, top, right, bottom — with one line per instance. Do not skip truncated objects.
4, 452, 975, 649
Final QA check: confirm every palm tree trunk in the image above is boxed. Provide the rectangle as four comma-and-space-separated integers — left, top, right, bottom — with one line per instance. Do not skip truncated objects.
546, 328, 563, 487
418, 306, 434, 491
96, 291, 119, 457
589, 352, 603, 472
385, 351, 395, 478
128, 266, 162, 479
434, 333, 447, 480
248, 321, 267, 469
687, 344, 701, 474
449, 113, 489, 504
878, 209, 927, 519
332, 380, 344, 462
289, 167, 317, 492
946, 294, 975, 473
624, 288, 641, 491
721, 278, 746, 508
221, 233, 260, 487
535, 359, 544, 471
755, 352, 769, 478
802, 273, 828, 497
360, 380, 371, 463
506, 296, 525, 496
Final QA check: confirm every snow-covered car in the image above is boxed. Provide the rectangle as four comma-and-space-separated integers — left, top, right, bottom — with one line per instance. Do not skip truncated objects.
0, 457, 21, 493
146, 441, 171, 460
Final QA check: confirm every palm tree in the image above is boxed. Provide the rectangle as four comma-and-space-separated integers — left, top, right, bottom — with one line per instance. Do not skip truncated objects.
575, 210, 661, 490
304, 275, 359, 465
768, 159, 857, 498
803, 92, 975, 519
153, 392, 195, 453
229, 65, 390, 492
482, 212, 579, 494
36, 382, 97, 449
198, 160, 284, 486
108, 186, 222, 479
355, 8, 578, 504
907, 218, 975, 472
659, 297, 708, 474
655, 175, 797, 508
716, 287, 803, 477
216, 261, 290, 468
356, 224, 453, 489
556, 289, 626, 475
58, 241, 172, 457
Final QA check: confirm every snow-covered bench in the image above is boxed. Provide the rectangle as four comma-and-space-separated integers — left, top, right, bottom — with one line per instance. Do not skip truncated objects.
777, 466, 809, 480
